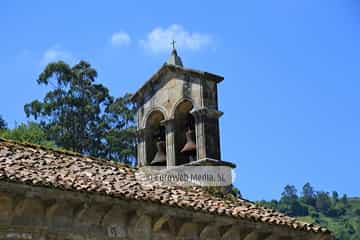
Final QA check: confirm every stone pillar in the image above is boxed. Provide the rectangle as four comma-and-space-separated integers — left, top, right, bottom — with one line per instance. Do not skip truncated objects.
161, 119, 176, 167
191, 109, 206, 160
191, 108, 223, 161
137, 128, 147, 167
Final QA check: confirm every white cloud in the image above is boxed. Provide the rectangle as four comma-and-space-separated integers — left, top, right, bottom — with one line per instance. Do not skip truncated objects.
111, 32, 131, 47
140, 24, 212, 53
40, 46, 74, 65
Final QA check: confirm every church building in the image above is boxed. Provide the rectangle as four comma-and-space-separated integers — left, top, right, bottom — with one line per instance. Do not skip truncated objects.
0, 48, 333, 240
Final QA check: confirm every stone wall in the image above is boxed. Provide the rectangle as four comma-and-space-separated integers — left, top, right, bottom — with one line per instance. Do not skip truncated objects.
0, 182, 331, 240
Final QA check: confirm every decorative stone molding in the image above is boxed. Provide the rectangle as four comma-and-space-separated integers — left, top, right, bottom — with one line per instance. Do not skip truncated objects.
153, 216, 170, 233
190, 108, 223, 120
13, 198, 45, 227
177, 222, 200, 240
184, 157, 236, 168
221, 225, 241, 240
200, 225, 221, 240
46, 202, 74, 228
129, 214, 152, 240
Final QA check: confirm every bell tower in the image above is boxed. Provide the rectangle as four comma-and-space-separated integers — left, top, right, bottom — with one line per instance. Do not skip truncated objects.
132, 47, 235, 169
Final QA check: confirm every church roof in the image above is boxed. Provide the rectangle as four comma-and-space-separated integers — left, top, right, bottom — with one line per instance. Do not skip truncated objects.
0, 139, 332, 236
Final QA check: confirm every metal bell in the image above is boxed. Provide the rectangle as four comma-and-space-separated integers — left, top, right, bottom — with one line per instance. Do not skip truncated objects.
151, 140, 166, 165
180, 129, 196, 153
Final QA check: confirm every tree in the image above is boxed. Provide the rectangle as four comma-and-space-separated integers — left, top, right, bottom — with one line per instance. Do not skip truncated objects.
0, 122, 55, 147
279, 185, 308, 216
341, 194, 349, 207
315, 191, 332, 214
281, 185, 298, 203
0, 115, 6, 130
302, 182, 316, 206
332, 191, 339, 203
104, 93, 137, 164
25, 60, 112, 153
24, 60, 136, 164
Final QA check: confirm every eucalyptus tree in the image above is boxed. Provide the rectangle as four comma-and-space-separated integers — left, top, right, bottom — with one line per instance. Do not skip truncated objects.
104, 93, 136, 164
24, 60, 136, 164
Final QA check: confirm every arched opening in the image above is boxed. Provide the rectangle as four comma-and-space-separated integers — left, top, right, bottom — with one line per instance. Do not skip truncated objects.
145, 111, 166, 166
174, 100, 196, 165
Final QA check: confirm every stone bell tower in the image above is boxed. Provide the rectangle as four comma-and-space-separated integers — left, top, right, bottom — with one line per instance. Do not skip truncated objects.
132, 46, 234, 169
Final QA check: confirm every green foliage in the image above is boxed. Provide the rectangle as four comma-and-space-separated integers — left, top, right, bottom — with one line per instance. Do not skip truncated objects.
257, 184, 360, 240
204, 185, 242, 201
230, 186, 242, 198
302, 182, 316, 206
104, 93, 136, 164
332, 191, 339, 203
276, 184, 308, 216
24, 60, 111, 153
316, 191, 332, 214
281, 184, 298, 202
341, 194, 349, 207
355, 208, 360, 216
0, 115, 6, 130
0, 122, 55, 147
24, 60, 136, 165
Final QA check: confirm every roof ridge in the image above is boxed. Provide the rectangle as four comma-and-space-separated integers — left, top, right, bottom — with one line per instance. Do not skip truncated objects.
0, 138, 134, 170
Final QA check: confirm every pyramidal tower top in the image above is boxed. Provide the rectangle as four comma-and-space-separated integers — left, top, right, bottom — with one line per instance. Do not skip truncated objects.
166, 48, 183, 67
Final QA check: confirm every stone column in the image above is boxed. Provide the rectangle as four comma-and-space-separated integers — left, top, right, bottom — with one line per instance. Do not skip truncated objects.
161, 119, 176, 167
191, 108, 223, 161
137, 128, 147, 167
191, 109, 206, 160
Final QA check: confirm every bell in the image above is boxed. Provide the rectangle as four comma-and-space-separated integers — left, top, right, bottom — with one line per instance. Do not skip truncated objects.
151, 140, 166, 165
181, 129, 197, 153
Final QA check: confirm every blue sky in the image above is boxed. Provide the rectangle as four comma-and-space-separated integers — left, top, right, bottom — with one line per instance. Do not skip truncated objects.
1, 0, 360, 200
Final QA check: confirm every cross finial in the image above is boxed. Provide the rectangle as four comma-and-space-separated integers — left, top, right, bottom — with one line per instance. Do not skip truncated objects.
171, 40, 176, 50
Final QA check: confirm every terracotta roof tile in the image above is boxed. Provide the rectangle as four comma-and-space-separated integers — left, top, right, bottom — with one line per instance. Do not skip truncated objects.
0, 139, 331, 235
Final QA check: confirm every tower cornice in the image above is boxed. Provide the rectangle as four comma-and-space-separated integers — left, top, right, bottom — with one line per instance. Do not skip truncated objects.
131, 64, 224, 105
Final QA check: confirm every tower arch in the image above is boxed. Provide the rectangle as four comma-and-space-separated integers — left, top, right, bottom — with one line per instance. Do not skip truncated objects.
144, 110, 166, 166
173, 99, 196, 165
